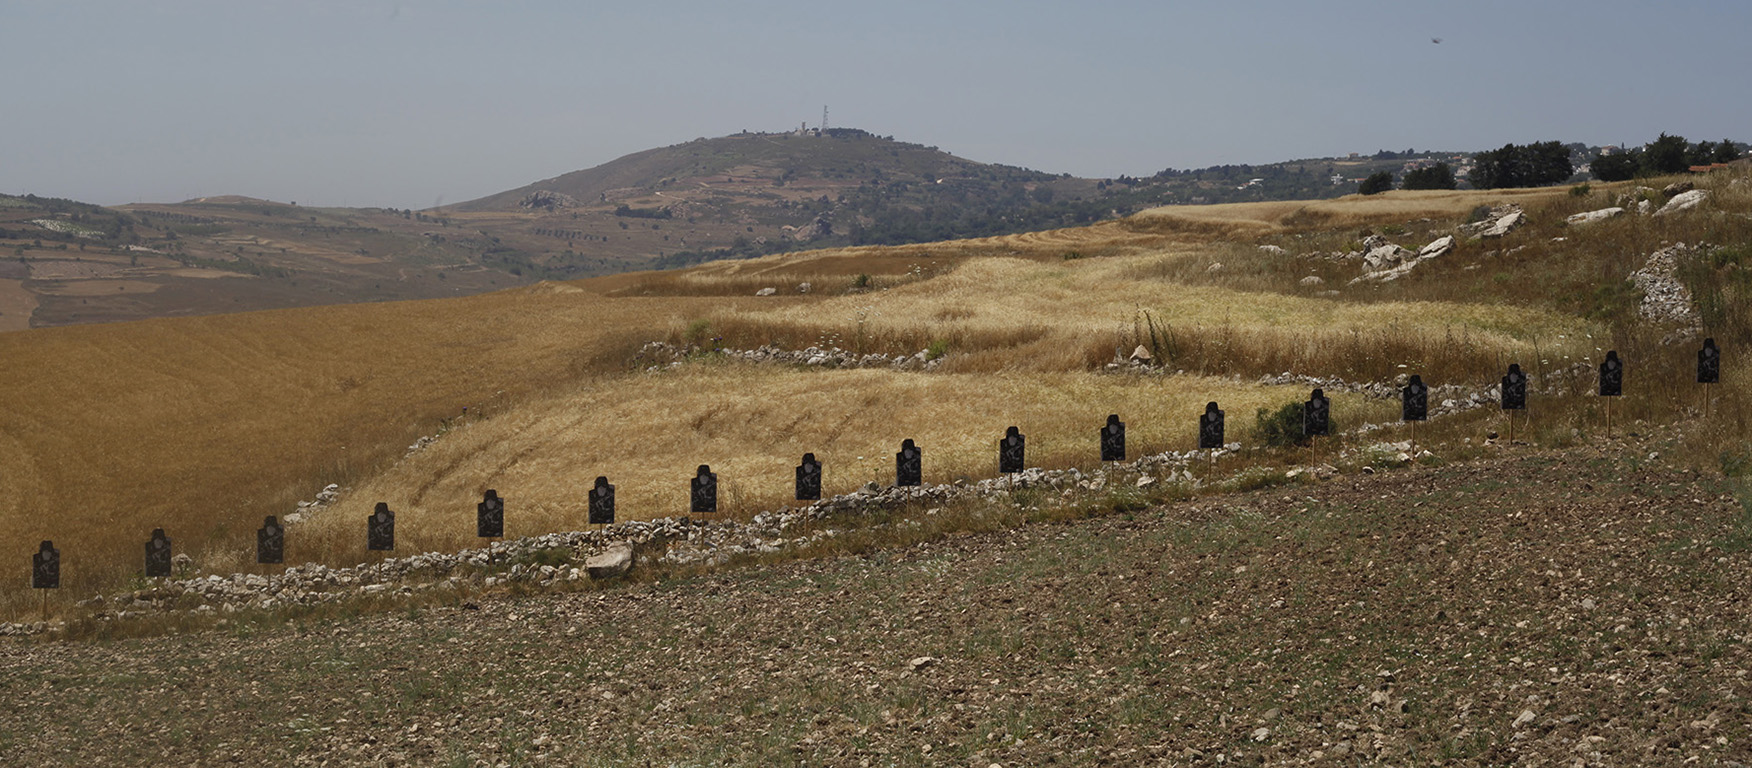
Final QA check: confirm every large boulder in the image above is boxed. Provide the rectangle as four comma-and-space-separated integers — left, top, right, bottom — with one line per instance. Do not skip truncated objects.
1479, 210, 1524, 238
1566, 207, 1624, 225
585, 543, 635, 580
1654, 189, 1709, 217
1362, 243, 1413, 272
1417, 236, 1455, 259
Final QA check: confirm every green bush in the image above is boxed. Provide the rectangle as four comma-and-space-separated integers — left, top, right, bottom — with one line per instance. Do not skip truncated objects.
1358, 171, 1394, 195
1252, 400, 1311, 448
683, 318, 712, 346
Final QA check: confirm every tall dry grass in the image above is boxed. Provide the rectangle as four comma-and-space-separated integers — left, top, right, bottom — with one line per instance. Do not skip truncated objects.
0, 286, 758, 608
285, 367, 1361, 571
687, 254, 1596, 378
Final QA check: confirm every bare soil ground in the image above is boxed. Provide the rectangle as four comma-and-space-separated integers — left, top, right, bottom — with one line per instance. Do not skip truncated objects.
4, 444, 1749, 766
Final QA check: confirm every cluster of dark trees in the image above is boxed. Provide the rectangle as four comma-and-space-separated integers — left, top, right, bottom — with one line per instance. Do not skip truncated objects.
1591, 134, 1741, 181
1402, 163, 1457, 190
1470, 141, 1575, 190
1358, 162, 1456, 195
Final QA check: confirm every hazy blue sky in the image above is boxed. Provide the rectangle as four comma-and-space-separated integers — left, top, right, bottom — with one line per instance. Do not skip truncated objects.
5, 1, 1748, 209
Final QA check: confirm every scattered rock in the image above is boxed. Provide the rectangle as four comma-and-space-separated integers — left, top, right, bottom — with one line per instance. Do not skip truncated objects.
1566, 207, 1624, 225
1663, 181, 1695, 196
797, 282, 812, 293
1479, 210, 1525, 238
1129, 345, 1154, 365
517, 190, 577, 210
585, 543, 635, 580
1299, 275, 1324, 286
1621, 186, 1660, 205
638, 342, 947, 373
754, 287, 777, 297
1654, 189, 1708, 217
1206, 262, 1224, 273
1629, 244, 1702, 338
908, 656, 938, 671
1258, 245, 1285, 255
1417, 235, 1455, 259
1513, 709, 1537, 728
1362, 243, 1413, 272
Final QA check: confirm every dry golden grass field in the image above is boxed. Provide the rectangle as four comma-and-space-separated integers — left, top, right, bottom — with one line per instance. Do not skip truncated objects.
4, 174, 1750, 618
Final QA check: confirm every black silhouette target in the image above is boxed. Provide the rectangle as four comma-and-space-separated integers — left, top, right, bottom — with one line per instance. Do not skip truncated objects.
476, 490, 504, 538
895, 439, 922, 487
589, 477, 616, 525
257, 516, 284, 564
1304, 389, 1330, 437
795, 454, 822, 501
1198, 402, 1225, 450
998, 427, 1025, 474
1100, 414, 1126, 462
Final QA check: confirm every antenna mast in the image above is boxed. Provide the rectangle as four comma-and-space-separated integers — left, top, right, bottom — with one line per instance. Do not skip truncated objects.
822, 105, 828, 133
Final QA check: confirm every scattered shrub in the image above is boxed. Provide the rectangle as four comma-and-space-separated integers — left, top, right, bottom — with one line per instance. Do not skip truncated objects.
1252, 400, 1311, 449
683, 318, 713, 346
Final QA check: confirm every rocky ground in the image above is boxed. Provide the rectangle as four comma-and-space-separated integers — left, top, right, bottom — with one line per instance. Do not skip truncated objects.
3, 442, 1751, 767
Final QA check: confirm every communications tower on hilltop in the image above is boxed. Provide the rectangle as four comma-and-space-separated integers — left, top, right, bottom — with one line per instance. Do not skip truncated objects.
821, 105, 828, 133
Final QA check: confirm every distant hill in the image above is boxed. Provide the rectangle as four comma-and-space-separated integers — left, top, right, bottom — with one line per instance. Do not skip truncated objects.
0, 192, 521, 329
0, 132, 1634, 329
456, 128, 1037, 212
449, 130, 1495, 271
